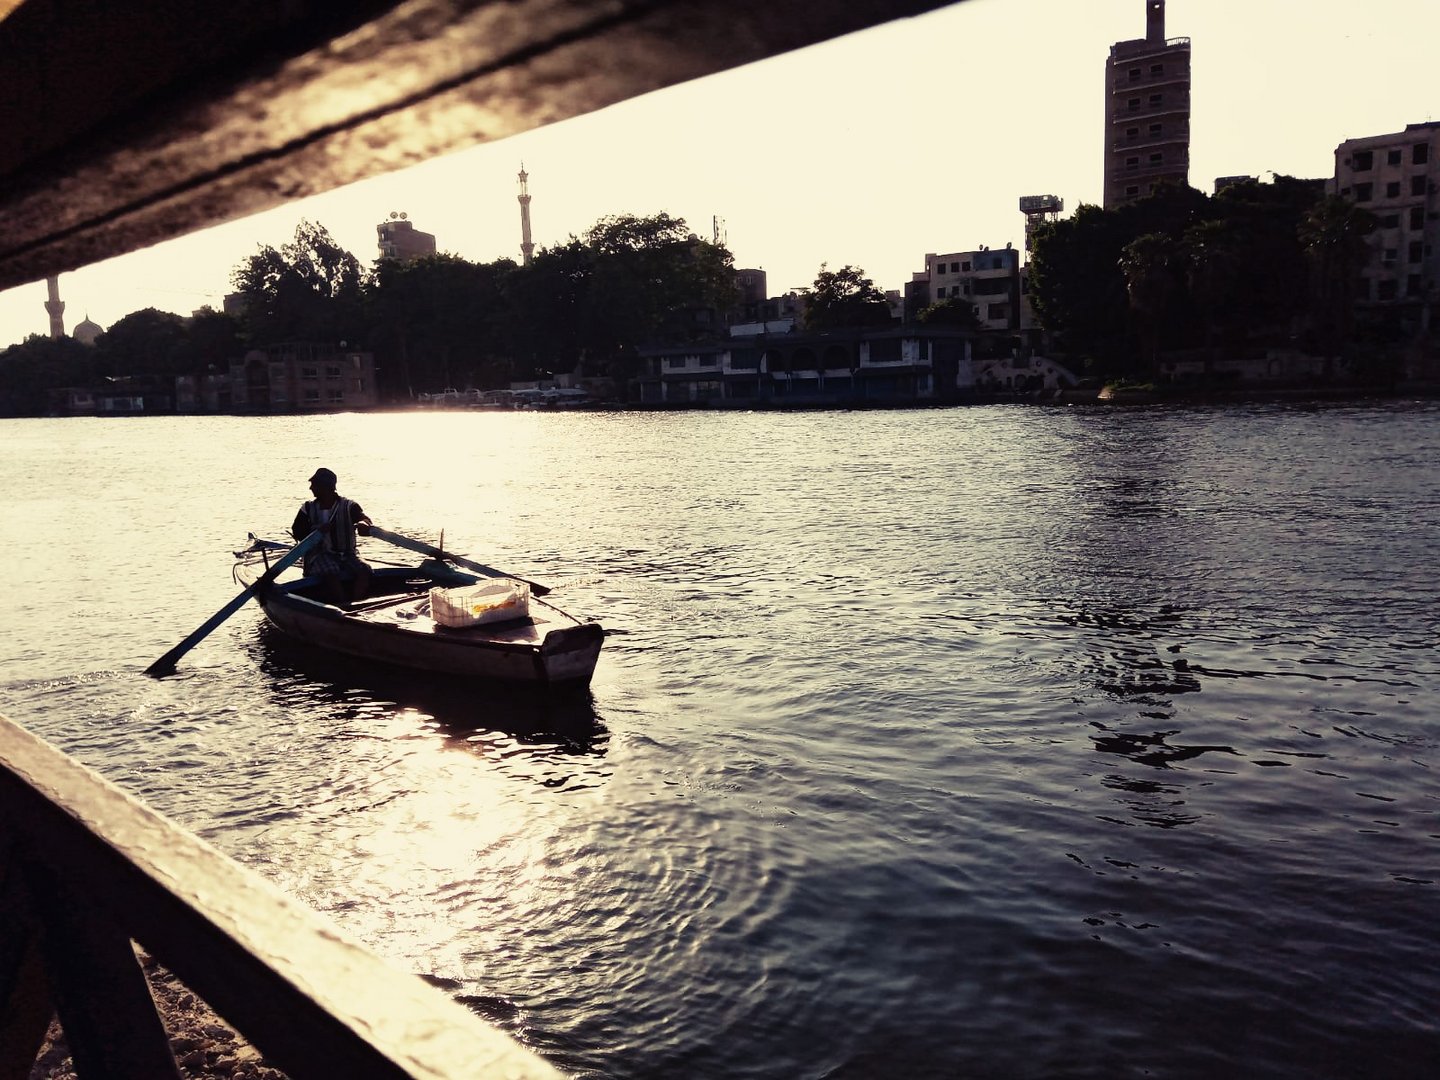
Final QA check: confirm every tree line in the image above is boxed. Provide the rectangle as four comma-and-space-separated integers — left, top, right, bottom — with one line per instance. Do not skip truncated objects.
0, 179, 1395, 414
1028, 176, 1383, 383
0, 213, 744, 413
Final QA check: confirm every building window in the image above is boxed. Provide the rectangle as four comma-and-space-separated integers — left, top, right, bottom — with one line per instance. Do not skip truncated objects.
1126, 127, 1139, 140
1386, 182, 1401, 198
326, 365, 341, 379
1415, 143, 1430, 165
1128, 67, 1141, 81
1126, 156, 1140, 170
1355, 182, 1373, 202
1378, 279, 1398, 301
936, 286, 947, 299
1411, 206, 1426, 230
961, 261, 971, 272
1409, 275, 1424, 297
1125, 185, 1140, 197
1149, 152, 1163, 164
1148, 93, 1163, 106
665, 357, 687, 368
1410, 241, 1424, 264
1382, 247, 1397, 265
1149, 122, 1162, 136
1381, 214, 1400, 228
987, 303, 1009, 321
1150, 63, 1164, 75
1128, 97, 1140, 111
1412, 176, 1428, 196
300, 366, 318, 379
304, 388, 320, 403
950, 261, 960, 273
1388, 149, 1403, 166
1353, 150, 1374, 171
327, 389, 344, 404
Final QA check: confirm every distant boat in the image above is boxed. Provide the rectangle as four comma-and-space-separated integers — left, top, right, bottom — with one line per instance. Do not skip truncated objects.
233, 537, 604, 689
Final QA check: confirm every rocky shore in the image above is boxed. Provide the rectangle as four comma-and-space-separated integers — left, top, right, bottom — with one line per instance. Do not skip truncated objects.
28, 951, 289, 1080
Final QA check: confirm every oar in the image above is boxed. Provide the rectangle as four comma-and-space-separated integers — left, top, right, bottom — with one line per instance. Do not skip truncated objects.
144, 532, 322, 677
367, 526, 551, 597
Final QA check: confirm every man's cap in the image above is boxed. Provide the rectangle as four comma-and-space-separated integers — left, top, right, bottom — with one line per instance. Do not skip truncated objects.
309, 467, 337, 488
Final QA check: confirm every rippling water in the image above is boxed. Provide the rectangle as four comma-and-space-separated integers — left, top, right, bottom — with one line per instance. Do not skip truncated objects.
1, 404, 1437, 1078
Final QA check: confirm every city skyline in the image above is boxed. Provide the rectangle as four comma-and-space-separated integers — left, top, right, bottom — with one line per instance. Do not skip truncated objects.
1, 0, 1437, 349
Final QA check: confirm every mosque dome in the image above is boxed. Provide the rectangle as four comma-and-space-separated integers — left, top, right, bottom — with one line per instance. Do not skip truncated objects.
72, 315, 103, 345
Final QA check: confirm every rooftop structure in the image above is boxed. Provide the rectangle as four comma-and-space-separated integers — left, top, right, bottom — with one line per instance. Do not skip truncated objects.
376, 213, 436, 262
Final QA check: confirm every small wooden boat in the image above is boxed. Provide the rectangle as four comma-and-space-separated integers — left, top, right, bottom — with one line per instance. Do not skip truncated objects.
233, 537, 604, 689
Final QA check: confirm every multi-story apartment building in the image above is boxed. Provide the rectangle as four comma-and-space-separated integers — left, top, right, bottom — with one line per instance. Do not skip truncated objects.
376, 214, 436, 262
1103, 1, 1191, 209
1333, 121, 1439, 321
176, 343, 378, 412
906, 246, 1021, 332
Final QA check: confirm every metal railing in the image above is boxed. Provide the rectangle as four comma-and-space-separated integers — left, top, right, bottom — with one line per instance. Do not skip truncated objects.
0, 712, 565, 1079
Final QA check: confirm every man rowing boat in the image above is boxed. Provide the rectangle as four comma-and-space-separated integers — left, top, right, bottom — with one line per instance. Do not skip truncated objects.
291, 467, 373, 606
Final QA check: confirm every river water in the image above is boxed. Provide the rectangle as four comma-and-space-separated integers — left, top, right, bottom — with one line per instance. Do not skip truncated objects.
1, 403, 1436, 1079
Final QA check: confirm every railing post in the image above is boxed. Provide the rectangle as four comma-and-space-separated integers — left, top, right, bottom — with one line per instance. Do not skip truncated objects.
0, 855, 53, 1080
27, 864, 181, 1080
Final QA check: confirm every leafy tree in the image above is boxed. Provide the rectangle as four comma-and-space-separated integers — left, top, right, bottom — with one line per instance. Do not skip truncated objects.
1119, 232, 1179, 375
178, 309, 245, 372
367, 253, 517, 395
581, 213, 736, 357
915, 296, 981, 330
94, 308, 190, 377
0, 334, 97, 415
505, 238, 593, 380
803, 264, 893, 330
1027, 204, 1133, 370
231, 220, 366, 345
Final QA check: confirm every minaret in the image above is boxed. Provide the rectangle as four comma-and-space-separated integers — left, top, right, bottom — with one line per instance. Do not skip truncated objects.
517, 164, 534, 266
44, 275, 66, 339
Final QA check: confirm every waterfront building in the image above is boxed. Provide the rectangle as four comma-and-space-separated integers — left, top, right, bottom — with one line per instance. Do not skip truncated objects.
1103, 0, 1191, 209
634, 325, 974, 407
1333, 120, 1440, 332
905, 246, 1021, 332
376, 213, 436, 262
176, 343, 377, 412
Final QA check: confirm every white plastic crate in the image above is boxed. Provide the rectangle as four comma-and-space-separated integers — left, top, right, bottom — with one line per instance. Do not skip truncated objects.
429, 578, 530, 628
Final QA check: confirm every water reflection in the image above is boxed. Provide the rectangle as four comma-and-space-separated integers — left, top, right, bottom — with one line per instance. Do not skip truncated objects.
1089, 721, 1237, 770
244, 624, 610, 787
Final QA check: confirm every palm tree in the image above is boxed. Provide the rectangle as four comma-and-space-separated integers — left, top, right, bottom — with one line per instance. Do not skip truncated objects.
1182, 219, 1244, 379
1299, 196, 1376, 377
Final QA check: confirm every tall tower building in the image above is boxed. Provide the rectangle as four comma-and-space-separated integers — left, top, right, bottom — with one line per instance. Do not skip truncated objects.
44, 274, 66, 338
517, 165, 534, 266
1103, 0, 1191, 209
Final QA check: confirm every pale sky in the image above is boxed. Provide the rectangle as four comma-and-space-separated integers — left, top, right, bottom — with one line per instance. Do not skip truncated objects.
2, 0, 1436, 349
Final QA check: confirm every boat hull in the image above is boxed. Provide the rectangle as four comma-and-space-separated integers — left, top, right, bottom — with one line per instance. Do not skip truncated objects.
237, 553, 603, 689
